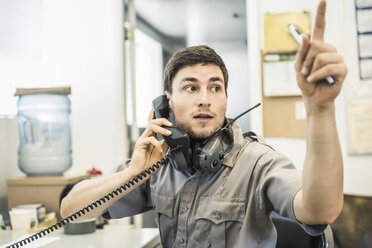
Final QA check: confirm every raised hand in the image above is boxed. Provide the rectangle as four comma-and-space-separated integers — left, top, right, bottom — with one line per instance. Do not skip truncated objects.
294, 0, 347, 111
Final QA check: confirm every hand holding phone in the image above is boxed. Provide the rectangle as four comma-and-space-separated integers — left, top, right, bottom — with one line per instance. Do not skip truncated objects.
152, 95, 192, 171
127, 98, 174, 176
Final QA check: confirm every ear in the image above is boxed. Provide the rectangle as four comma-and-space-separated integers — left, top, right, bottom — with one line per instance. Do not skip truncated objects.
164, 90, 173, 112
225, 90, 228, 99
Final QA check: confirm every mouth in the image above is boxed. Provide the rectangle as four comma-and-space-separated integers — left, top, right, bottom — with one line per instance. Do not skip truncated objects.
193, 113, 214, 122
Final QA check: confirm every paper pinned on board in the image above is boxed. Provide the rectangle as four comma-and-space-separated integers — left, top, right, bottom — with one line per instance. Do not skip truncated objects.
295, 101, 306, 120
356, 8, 372, 33
358, 34, 372, 58
263, 11, 311, 54
356, 0, 372, 8
263, 53, 301, 97
348, 98, 372, 154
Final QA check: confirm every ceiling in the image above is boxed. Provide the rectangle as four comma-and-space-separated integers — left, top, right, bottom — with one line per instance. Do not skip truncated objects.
134, 0, 247, 44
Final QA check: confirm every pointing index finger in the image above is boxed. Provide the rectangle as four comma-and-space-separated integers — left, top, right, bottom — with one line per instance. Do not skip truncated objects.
312, 0, 327, 41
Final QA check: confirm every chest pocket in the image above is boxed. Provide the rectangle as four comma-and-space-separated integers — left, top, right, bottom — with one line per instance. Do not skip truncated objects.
194, 196, 246, 248
151, 192, 176, 248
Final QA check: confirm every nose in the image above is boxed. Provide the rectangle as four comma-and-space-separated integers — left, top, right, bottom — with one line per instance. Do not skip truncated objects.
197, 88, 211, 108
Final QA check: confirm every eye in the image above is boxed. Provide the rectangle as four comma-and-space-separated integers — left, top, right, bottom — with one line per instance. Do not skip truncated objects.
185, 85, 198, 92
211, 85, 221, 92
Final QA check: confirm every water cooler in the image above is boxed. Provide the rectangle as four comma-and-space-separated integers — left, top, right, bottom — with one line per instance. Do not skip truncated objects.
7, 87, 87, 219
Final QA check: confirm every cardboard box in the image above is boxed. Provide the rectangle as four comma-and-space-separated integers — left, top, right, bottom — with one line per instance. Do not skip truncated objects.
7, 175, 89, 219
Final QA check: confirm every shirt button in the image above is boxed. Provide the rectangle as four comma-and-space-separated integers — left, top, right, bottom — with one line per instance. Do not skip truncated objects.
215, 212, 221, 220
179, 238, 185, 244
182, 206, 189, 212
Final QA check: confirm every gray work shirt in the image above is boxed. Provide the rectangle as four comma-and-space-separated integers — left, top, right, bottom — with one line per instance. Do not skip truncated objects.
107, 122, 325, 247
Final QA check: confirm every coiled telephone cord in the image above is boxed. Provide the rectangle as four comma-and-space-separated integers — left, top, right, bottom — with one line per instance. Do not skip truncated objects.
5, 156, 169, 248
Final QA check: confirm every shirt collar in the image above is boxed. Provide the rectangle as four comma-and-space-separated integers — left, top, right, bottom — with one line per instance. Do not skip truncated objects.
221, 121, 247, 168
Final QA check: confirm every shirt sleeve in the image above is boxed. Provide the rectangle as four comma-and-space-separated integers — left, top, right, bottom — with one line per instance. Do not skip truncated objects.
256, 148, 327, 236
106, 181, 152, 219
104, 161, 152, 219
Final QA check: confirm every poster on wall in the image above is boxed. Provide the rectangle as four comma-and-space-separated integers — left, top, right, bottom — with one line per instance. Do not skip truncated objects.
344, 0, 372, 154
355, 0, 372, 80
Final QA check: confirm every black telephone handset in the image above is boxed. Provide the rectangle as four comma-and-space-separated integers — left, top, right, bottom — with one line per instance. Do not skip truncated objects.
152, 95, 192, 171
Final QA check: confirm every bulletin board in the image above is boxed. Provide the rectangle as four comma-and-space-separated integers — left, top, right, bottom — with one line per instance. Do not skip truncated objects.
261, 53, 307, 138
261, 12, 311, 138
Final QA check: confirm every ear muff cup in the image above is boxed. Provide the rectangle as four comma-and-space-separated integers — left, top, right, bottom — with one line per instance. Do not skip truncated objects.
196, 136, 224, 173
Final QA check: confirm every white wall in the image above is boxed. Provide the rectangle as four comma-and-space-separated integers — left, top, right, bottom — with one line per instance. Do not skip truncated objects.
126, 29, 163, 129
246, 0, 372, 196
0, 117, 23, 212
0, 0, 128, 180
43, 0, 127, 177
0, 0, 43, 115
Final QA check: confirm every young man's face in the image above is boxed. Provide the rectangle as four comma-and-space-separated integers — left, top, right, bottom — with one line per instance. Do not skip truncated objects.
166, 63, 228, 139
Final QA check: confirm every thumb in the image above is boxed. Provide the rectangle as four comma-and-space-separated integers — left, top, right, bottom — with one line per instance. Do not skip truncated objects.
160, 141, 169, 158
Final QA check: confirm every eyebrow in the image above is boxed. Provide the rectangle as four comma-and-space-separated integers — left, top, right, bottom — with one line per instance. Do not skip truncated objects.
181, 77, 198, 83
180, 77, 224, 83
210, 77, 223, 83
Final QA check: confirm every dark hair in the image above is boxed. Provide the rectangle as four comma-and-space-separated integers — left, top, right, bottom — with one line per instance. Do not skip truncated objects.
163, 45, 229, 94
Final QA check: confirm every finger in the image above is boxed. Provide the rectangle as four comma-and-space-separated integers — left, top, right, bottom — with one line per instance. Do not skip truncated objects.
148, 124, 172, 137
312, 0, 326, 41
306, 63, 347, 84
294, 35, 310, 72
148, 110, 155, 121
301, 41, 337, 75
141, 118, 173, 138
149, 118, 173, 127
137, 136, 163, 153
311, 53, 344, 74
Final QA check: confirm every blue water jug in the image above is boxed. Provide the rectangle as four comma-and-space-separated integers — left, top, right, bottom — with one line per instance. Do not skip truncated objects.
16, 87, 72, 175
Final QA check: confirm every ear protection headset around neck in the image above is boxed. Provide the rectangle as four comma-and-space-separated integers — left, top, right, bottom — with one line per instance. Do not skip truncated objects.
152, 95, 260, 173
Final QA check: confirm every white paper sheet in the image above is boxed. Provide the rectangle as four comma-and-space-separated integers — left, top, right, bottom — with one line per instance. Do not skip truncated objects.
360, 59, 372, 79
348, 99, 372, 154
357, 9, 372, 33
263, 54, 301, 97
356, 0, 372, 8
358, 34, 372, 58
295, 101, 306, 120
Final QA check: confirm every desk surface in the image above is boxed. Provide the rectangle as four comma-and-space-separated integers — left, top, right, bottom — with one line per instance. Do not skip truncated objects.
0, 225, 160, 248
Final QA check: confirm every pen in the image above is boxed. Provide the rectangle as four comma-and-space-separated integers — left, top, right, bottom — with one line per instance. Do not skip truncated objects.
288, 24, 335, 86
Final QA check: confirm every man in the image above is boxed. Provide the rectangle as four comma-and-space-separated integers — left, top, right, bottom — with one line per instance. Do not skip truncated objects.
60, 0, 347, 246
